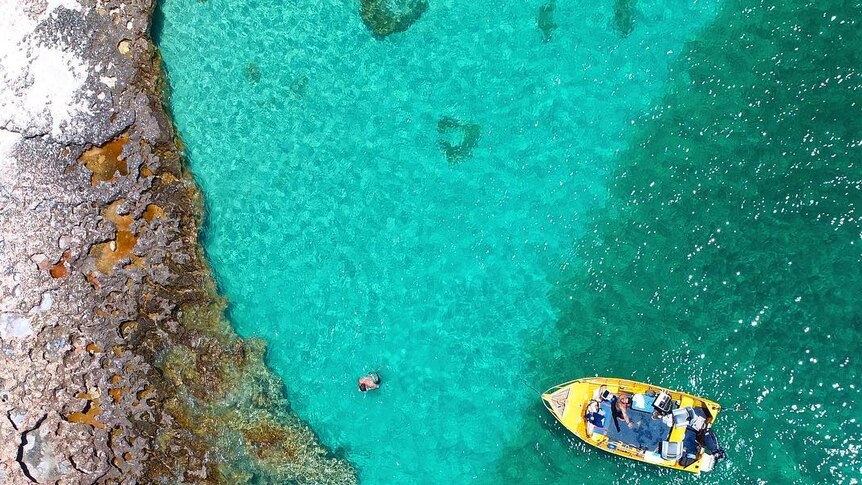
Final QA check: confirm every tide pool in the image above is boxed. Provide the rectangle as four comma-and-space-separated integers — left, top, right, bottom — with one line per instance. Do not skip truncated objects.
156, 0, 861, 483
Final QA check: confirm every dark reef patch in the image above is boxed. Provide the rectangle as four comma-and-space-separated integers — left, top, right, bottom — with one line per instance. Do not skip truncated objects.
437, 116, 481, 164
537, 0, 557, 43
244, 62, 262, 84
290, 74, 309, 99
360, 0, 429, 38
612, 0, 637, 38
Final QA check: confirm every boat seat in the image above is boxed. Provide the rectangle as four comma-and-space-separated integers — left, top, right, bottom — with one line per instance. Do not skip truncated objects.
660, 440, 683, 460
672, 407, 692, 428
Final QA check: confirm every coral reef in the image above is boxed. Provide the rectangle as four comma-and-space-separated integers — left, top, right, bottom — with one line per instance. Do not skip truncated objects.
537, 0, 557, 43
360, 0, 429, 38
244, 62, 261, 84
0, 1, 355, 483
612, 0, 638, 38
437, 116, 481, 164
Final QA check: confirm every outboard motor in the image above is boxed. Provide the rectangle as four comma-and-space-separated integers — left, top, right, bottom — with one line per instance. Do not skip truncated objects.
701, 429, 727, 462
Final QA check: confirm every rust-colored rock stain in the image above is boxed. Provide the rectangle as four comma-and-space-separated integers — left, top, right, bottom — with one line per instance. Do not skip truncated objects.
119, 320, 138, 338
109, 387, 125, 404
86, 272, 102, 289
136, 387, 154, 401
79, 132, 130, 185
49, 249, 72, 278
159, 172, 179, 184
89, 200, 140, 274
142, 204, 165, 222
66, 392, 107, 429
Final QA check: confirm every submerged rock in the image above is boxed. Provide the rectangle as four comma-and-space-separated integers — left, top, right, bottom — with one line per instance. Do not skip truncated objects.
290, 75, 310, 99
437, 116, 481, 164
360, 0, 429, 38
612, 0, 638, 38
537, 0, 557, 43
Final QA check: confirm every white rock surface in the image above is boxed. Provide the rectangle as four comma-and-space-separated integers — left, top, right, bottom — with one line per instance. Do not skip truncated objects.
0, 127, 21, 196
0, 0, 89, 140
19, 415, 71, 484
0, 313, 32, 339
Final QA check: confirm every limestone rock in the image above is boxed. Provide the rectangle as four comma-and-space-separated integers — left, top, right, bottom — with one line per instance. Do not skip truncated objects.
29, 292, 54, 314
0, 0, 357, 483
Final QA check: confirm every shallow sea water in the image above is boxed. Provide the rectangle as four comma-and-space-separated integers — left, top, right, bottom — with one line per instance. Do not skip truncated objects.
156, 0, 861, 483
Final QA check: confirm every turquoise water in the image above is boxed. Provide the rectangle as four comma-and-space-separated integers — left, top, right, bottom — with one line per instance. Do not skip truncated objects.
156, 0, 861, 483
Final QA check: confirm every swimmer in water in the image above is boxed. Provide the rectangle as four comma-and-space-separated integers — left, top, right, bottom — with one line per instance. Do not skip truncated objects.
358, 371, 381, 392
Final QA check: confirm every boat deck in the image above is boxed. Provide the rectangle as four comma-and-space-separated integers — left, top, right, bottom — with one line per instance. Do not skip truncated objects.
597, 403, 672, 452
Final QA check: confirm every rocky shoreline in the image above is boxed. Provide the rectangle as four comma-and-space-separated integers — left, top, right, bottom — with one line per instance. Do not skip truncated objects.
0, 1, 354, 483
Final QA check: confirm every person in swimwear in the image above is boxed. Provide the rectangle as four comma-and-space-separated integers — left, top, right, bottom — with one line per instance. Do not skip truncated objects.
615, 393, 634, 429
358, 371, 381, 392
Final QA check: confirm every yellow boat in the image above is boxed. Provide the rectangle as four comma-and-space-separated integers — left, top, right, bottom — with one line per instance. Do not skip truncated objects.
542, 377, 726, 474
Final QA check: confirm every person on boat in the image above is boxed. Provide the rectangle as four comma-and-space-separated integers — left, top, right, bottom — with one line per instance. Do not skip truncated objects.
358, 371, 381, 392
614, 393, 635, 429
585, 400, 606, 428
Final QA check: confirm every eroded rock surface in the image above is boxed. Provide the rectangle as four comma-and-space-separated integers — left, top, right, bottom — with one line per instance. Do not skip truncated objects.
0, 1, 355, 483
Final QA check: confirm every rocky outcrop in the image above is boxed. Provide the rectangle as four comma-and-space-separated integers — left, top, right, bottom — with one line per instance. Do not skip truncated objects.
0, 1, 355, 483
